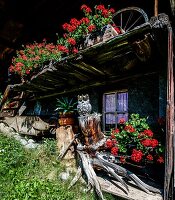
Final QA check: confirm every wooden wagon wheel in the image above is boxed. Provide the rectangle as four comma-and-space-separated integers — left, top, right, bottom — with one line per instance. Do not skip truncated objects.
112, 7, 149, 33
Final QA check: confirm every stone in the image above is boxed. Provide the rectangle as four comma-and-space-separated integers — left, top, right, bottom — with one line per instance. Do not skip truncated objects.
59, 171, 70, 181
14, 134, 22, 141
20, 138, 28, 145
25, 143, 38, 149
28, 139, 35, 143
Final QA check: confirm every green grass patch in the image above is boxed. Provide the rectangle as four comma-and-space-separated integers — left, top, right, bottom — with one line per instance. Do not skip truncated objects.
0, 134, 119, 200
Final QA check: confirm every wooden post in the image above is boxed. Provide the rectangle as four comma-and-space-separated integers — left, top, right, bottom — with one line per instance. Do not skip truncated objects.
164, 23, 174, 199
154, 0, 158, 16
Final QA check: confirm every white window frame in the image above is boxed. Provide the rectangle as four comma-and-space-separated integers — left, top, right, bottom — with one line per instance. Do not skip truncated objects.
102, 90, 128, 133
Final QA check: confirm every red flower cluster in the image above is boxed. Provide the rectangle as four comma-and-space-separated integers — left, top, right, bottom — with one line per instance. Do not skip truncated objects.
141, 138, 159, 148
105, 139, 113, 149
67, 38, 76, 46
81, 4, 92, 13
105, 114, 164, 165
119, 118, 125, 124
120, 156, 126, 163
10, 40, 62, 77
146, 154, 153, 161
10, 4, 119, 79
131, 149, 143, 162
157, 156, 164, 163
111, 147, 118, 156
124, 125, 136, 133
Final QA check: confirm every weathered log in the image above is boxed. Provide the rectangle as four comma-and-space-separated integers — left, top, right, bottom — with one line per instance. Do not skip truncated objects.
56, 125, 75, 160
95, 152, 162, 194
76, 150, 105, 200
78, 113, 104, 146
68, 166, 83, 189
2, 116, 50, 136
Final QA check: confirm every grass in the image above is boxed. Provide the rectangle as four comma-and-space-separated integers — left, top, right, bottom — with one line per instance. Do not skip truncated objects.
0, 134, 119, 200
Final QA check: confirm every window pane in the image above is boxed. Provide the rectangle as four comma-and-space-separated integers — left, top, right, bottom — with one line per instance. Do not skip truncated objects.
105, 113, 116, 131
117, 113, 128, 123
105, 113, 116, 124
117, 92, 128, 112
105, 94, 116, 112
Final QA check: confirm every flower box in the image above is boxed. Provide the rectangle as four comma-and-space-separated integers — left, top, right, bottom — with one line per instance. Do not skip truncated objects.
78, 24, 119, 50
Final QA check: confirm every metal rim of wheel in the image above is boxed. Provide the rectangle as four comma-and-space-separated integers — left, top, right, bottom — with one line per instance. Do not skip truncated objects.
112, 7, 149, 33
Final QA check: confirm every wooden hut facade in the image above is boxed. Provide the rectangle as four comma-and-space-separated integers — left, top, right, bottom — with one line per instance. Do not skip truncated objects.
0, 3, 174, 200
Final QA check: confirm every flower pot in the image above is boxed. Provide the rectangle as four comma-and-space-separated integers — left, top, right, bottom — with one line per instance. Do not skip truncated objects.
58, 113, 75, 126
78, 24, 119, 50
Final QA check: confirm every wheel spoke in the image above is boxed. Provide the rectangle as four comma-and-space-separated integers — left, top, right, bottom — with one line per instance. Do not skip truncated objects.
120, 13, 123, 29
126, 15, 143, 32
123, 11, 133, 31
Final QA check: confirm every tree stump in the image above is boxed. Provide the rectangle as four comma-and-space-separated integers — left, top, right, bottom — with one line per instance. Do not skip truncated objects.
78, 113, 104, 146
56, 125, 75, 159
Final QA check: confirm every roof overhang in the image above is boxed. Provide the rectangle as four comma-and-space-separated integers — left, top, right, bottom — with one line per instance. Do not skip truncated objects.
11, 14, 170, 100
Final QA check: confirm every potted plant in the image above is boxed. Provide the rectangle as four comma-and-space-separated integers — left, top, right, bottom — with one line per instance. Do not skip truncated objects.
55, 97, 77, 126
105, 113, 165, 181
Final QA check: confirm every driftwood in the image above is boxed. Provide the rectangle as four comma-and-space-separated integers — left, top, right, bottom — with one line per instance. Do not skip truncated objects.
57, 94, 163, 199
62, 111, 162, 199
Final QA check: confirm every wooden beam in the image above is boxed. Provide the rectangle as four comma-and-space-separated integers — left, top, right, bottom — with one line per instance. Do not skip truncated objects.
32, 71, 157, 100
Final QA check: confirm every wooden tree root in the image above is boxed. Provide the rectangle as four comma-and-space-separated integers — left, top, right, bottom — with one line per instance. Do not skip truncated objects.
69, 150, 162, 200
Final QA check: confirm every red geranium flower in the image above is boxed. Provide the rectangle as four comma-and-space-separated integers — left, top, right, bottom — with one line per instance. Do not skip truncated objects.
120, 156, 126, 163
102, 9, 109, 17
144, 129, 153, 137
25, 70, 30, 74
141, 139, 152, 147
67, 38, 76, 46
111, 146, 118, 156
131, 149, 143, 162
146, 154, 153, 161
96, 5, 105, 11
57, 45, 69, 53
80, 17, 90, 24
115, 128, 120, 134
124, 125, 136, 133
88, 24, 96, 32
70, 18, 80, 26
62, 23, 69, 30
80, 4, 88, 10
119, 118, 125, 124
72, 47, 78, 54
151, 139, 159, 148
106, 139, 113, 149
157, 156, 164, 163
81, 5, 92, 13
109, 8, 115, 13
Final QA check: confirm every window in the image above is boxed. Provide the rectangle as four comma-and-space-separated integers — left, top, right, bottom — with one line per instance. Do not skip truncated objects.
103, 90, 128, 132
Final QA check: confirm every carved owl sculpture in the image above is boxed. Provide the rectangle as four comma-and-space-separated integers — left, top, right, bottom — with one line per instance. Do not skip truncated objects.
77, 94, 92, 116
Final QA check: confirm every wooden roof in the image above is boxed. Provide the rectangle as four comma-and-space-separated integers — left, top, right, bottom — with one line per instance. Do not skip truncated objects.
11, 22, 160, 100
